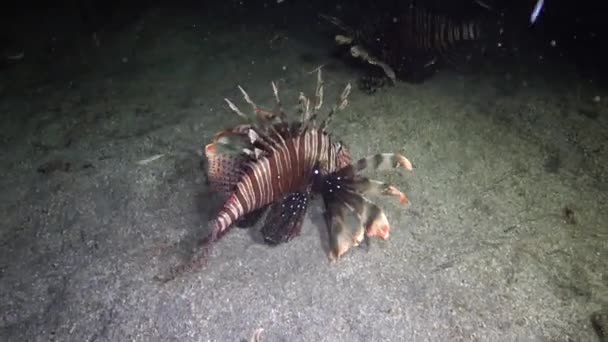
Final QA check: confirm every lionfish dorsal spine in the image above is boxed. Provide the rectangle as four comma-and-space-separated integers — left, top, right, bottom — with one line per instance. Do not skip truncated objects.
320, 82, 351, 132
314, 71, 324, 112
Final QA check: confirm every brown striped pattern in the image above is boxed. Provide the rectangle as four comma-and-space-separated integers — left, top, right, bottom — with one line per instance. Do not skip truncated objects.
212, 127, 341, 237
399, 7, 481, 58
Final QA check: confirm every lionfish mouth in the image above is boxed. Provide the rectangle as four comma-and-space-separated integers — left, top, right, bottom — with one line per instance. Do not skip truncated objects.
156, 69, 414, 282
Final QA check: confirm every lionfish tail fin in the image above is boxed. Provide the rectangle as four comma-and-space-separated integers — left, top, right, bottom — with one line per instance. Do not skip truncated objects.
320, 81, 351, 132
153, 244, 212, 284
152, 220, 224, 283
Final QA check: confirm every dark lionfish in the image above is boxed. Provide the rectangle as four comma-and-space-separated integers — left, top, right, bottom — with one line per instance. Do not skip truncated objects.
158, 70, 413, 281
323, 2, 502, 83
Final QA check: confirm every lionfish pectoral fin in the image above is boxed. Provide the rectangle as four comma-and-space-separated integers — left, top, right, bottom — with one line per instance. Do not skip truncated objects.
317, 165, 398, 260
334, 187, 392, 241
362, 204, 390, 240
260, 191, 311, 245
349, 178, 409, 205
235, 206, 269, 228
355, 153, 413, 172
324, 198, 365, 262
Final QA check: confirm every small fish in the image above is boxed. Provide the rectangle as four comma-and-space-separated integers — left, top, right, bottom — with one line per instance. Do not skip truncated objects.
530, 0, 545, 24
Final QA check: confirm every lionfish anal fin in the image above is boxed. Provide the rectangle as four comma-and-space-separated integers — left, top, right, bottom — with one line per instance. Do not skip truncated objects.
260, 191, 311, 245
235, 206, 268, 229
324, 196, 366, 262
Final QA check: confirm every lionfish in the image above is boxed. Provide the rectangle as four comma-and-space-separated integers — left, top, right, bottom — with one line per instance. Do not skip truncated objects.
157, 70, 413, 282
322, 2, 504, 83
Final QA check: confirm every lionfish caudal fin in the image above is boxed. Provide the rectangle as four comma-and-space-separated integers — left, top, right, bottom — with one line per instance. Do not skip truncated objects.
316, 152, 413, 261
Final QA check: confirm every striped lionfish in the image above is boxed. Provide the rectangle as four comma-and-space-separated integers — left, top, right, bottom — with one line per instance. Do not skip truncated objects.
160, 70, 413, 281
321, 2, 504, 83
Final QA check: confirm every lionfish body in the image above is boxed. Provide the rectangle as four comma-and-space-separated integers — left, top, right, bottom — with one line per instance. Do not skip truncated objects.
381, 7, 483, 67
323, 3, 503, 82
202, 70, 413, 263
206, 119, 350, 244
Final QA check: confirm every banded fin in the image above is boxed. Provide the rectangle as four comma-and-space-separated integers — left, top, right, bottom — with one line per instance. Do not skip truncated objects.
323, 188, 391, 260
298, 67, 326, 129
224, 80, 309, 151
316, 162, 406, 260
333, 184, 391, 238
355, 153, 413, 172
260, 191, 311, 245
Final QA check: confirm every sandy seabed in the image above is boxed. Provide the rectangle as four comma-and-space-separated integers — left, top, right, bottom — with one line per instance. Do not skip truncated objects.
1, 3, 606, 341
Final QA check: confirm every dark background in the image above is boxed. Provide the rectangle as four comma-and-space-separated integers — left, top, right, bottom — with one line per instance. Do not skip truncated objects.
1, 0, 606, 84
